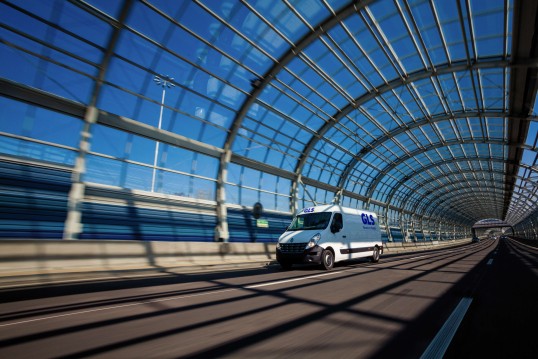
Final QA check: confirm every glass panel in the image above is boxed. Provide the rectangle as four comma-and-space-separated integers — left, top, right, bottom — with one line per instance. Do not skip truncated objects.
434, 0, 467, 62
438, 73, 465, 113
247, 0, 309, 44
471, 0, 507, 58
369, 0, 423, 73
479, 69, 505, 110
409, 0, 448, 64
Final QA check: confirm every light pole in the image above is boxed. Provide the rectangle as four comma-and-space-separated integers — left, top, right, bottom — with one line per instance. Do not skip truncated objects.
151, 74, 175, 192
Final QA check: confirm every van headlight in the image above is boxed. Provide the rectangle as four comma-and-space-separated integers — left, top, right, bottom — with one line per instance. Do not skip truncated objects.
306, 233, 321, 249
276, 242, 281, 249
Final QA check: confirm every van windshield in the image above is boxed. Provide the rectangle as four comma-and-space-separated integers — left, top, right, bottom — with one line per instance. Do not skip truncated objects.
287, 212, 333, 231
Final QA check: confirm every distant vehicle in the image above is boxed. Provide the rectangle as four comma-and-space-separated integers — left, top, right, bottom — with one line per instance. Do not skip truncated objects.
276, 205, 383, 270
472, 236, 480, 243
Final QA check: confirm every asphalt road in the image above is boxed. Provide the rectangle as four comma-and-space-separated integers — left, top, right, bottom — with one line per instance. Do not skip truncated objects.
0, 238, 536, 358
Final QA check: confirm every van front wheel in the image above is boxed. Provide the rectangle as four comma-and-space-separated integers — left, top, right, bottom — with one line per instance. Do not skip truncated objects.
321, 249, 334, 270
371, 246, 380, 263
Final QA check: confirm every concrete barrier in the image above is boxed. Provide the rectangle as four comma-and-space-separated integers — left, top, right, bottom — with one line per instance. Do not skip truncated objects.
0, 239, 277, 275
383, 238, 471, 254
0, 238, 472, 277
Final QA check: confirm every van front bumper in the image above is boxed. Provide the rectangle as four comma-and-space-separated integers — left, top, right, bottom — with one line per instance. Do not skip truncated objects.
276, 245, 322, 264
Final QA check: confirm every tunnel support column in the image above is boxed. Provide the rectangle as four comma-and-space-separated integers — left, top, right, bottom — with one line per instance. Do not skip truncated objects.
215, 149, 231, 242
63, 106, 98, 240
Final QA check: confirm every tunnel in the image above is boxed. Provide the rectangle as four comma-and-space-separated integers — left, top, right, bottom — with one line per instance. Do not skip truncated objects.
0, 0, 536, 244
1, 1, 538, 358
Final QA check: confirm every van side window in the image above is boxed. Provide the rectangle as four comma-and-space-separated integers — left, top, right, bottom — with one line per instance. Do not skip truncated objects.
332, 213, 343, 230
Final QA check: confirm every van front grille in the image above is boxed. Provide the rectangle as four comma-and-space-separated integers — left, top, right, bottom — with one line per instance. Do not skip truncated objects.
279, 243, 306, 253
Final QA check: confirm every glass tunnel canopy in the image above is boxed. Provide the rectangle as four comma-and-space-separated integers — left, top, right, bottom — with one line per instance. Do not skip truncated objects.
0, 0, 537, 240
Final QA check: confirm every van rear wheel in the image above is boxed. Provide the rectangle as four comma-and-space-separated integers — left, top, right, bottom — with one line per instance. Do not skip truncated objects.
371, 246, 380, 263
321, 249, 334, 270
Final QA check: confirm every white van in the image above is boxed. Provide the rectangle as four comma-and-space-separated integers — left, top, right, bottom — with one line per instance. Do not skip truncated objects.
276, 204, 383, 270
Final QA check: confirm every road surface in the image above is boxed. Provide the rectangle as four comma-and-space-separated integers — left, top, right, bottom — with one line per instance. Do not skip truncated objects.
0, 238, 536, 358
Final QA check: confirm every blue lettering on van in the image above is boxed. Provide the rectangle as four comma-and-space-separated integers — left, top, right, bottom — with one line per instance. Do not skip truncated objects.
361, 213, 375, 225
303, 207, 315, 213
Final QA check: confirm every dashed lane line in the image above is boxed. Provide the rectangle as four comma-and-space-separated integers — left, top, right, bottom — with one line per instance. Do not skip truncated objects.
420, 297, 473, 359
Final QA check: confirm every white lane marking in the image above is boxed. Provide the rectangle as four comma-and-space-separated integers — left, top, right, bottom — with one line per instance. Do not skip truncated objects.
487, 258, 494, 265
0, 270, 351, 327
0, 288, 237, 328
420, 297, 473, 359
0, 272, 171, 289
245, 270, 344, 288
0, 248, 465, 328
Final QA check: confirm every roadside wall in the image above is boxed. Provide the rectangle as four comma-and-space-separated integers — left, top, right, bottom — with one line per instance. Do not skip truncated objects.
383, 238, 471, 254
0, 238, 471, 276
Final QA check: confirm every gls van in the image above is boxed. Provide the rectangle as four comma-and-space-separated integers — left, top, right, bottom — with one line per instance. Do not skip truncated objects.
276, 204, 383, 270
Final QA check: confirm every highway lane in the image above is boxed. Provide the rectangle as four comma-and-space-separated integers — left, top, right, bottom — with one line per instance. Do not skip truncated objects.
0, 239, 517, 358
444, 238, 538, 358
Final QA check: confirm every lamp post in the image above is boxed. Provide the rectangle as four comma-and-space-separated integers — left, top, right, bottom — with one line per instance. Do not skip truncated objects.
151, 75, 175, 192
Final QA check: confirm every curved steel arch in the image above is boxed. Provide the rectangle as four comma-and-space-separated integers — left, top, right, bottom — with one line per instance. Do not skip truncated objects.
428, 198, 505, 226
213, 3, 518, 238
221, 0, 375, 152
295, 59, 511, 178
393, 169, 508, 210
473, 218, 513, 230
423, 184, 507, 209
507, 200, 538, 224
423, 186, 507, 212
424, 189, 506, 222
508, 201, 538, 218
404, 163, 538, 215
385, 157, 517, 211
336, 110, 513, 190
402, 175, 507, 216
387, 157, 532, 212
427, 198, 503, 227
214, 1, 376, 239
413, 179, 508, 218
364, 139, 509, 200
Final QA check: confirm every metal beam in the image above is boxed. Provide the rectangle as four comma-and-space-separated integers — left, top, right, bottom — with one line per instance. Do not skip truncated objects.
364, 139, 509, 199
336, 110, 512, 190
296, 59, 511, 182
425, 189, 506, 221
396, 169, 508, 210
214, 0, 376, 240
504, 0, 538, 219
386, 160, 530, 214
415, 179, 507, 218
404, 166, 536, 216
63, 0, 134, 240
0, 78, 85, 118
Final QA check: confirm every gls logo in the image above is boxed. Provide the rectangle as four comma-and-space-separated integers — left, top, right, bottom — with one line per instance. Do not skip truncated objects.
303, 207, 315, 213
361, 213, 375, 225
